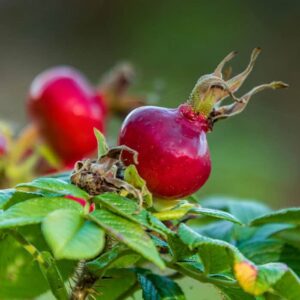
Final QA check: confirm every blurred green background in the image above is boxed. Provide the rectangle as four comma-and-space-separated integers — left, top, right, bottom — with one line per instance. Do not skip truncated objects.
0, 1, 299, 298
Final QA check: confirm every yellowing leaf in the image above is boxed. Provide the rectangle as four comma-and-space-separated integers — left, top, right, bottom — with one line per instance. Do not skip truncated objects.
234, 261, 260, 295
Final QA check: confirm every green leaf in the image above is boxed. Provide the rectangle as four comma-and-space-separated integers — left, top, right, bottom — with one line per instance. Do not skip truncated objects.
42, 209, 105, 260
0, 197, 82, 229
93, 193, 140, 221
93, 193, 172, 236
218, 286, 258, 300
94, 128, 108, 158
110, 253, 141, 269
178, 224, 300, 298
167, 234, 194, 261
178, 224, 239, 274
89, 209, 165, 269
94, 269, 137, 300
43, 171, 72, 183
201, 197, 271, 221
87, 244, 130, 275
249, 223, 295, 241
153, 200, 242, 224
124, 164, 152, 207
202, 197, 271, 243
250, 208, 300, 226
189, 220, 234, 242
0, 233, 50, 298
135, 268, 186, 300
1, 190, 43, 210
272, 269, 300, 300
191, 207, 243, 225
38, 251, 68, 300
239, 239, 300, 276
17, 178, 89, 199
275, 228, 300, 250
0, 189, 15, 209
234, 262, 300, 298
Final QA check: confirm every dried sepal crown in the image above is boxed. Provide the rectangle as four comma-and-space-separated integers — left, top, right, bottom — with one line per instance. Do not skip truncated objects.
188, 48, 288, 123
70, 145, 147, 207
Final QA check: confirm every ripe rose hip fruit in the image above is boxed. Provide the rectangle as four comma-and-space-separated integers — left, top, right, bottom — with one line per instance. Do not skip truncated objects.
28, 66, 106, 165
119, 48, 288, 199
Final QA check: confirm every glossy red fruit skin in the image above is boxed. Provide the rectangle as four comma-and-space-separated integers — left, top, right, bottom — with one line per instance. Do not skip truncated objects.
118, 104, 211, 199
28, 66, 106, 165
65, 195, 95, 213
0, 135, 7, 156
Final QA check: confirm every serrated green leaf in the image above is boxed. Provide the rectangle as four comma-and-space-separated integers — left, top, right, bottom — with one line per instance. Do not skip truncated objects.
17, 178, 89, 200
135, 268, 186, 300
234, 261, 296, 297
153, 200, 242, 225
153, 202, 195, 221
250, 208, 300, 226
93, 193, 140, 220
190, 220, 234, 242
167, 234, 194, 261
201, 197, 271, 221
178, 224, 300, 298
124, 164, 152, 207
93, 193, 172, 236
191, 207, 243, 225
42, 209, 105, 260
202, 197, 271, 243
178, 224, 240, 274
239, 239, 300, 276
0, 197, 82, 229
88, 209, 165, 269
94, 128, 108, 158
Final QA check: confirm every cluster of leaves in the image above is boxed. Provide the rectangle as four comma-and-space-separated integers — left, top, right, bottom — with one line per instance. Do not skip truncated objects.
0, 172, 299, 300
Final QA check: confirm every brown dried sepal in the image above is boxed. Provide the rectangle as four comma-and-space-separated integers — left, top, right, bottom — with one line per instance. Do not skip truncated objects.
99, 62, 146, 117
188, 48, 288, 126
70, 146, 144, 206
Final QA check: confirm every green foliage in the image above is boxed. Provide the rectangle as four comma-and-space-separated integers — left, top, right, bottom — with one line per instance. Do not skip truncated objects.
42, 209, 105, 260
135, 268, 186, 299
17, 177, 89, 199
94, 128, 109, 158
89, 209, 165, 269
124, 164, 153, 207
250, 208, 300, 226
0, 174, 299, 300
0, 197, 82, 229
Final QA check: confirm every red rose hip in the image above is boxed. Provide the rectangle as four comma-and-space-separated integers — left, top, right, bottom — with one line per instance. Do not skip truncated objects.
28, 66, 106, 165
119, 105, 211, 199
119, 48, 288, 199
